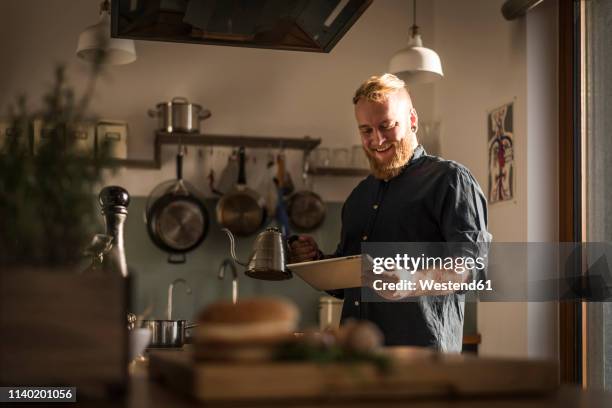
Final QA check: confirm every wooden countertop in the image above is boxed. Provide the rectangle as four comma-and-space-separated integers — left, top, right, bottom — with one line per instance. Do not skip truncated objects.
126, 373, 612, 408
92, 358, 612, 408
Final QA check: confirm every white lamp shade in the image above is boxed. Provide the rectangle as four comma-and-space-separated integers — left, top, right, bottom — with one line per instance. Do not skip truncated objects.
389, 34, 443, 84
76, 13, 136, 65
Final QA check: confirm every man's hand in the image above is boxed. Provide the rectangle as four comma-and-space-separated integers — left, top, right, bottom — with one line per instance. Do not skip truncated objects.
288, 235, 321, 263
365, 265, 472, 300
363, 269, 403, 300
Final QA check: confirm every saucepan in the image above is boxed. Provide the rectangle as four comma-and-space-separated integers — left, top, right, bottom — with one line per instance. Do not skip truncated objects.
141, 278, 198, 348
148, 97, 212, 133
141, 320, 198, 348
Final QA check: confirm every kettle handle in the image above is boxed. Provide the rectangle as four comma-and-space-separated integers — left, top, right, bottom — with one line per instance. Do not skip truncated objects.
221, 228, 248, 267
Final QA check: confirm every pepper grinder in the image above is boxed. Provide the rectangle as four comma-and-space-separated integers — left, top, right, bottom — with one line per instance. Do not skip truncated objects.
99, 186, 130, 277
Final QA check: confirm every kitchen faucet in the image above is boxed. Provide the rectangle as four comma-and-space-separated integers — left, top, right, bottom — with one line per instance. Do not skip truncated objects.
218, 259, 239, 304
167, 278, 192, 320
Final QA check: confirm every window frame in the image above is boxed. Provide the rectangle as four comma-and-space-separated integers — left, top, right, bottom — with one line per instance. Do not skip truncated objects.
558, 0, 584, 386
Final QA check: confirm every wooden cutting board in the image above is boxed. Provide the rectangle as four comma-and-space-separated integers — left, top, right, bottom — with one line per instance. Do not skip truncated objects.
148, 347, 558, 403
0, 270, 128, 399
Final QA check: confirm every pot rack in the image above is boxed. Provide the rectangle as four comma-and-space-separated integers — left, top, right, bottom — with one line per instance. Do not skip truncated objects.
110, 131, 369, 177
111, 131, 320, 169
307, 166, 369, 177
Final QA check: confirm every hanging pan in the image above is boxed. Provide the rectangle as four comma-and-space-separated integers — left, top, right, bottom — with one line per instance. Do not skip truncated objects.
145, 150, 210, 263
216, 146, 266, 236
287, 157, 326, 231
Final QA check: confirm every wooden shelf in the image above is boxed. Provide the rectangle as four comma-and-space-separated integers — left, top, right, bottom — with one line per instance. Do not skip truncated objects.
156, 132, 321, 151
307, 166, 370, 177
99, 133, 321, 170
107, 158, 161, 169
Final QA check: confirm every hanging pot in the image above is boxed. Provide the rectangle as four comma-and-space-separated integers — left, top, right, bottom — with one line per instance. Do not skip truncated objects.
216, 146, 266, 236
148, 97, 212, 133
146, 151, 210, 263
287, 158, 326, 231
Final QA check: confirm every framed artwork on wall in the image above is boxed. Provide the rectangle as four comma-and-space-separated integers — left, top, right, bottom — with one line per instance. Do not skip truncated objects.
487, 102, 514, 204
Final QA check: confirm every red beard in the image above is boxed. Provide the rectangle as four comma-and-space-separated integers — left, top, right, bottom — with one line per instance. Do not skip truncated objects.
363, 138, 415, 180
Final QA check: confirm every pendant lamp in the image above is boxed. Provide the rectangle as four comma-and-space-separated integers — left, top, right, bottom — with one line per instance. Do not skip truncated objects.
76, 0, 136, 65
389, 0, 443, 84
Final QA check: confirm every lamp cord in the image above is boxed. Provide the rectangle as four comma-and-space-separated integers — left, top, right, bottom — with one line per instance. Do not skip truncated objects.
100, 0, 110, 15
411, 0, 419, 37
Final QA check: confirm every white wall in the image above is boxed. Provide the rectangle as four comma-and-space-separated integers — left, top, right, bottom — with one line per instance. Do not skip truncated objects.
433, 0, 558, 358
526, 0, 559, 360
432, 0, 528, 358
0, 0, 434, 202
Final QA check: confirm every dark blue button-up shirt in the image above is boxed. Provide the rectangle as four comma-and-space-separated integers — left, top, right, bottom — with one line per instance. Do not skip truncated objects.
330, 145, 491, 351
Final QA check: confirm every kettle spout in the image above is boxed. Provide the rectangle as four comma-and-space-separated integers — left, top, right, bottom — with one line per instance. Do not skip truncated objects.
221, 228, 247, 267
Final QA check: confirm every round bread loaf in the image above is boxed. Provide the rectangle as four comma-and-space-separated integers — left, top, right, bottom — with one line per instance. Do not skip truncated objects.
198, 297, 298, 324
194, 297, 299, 345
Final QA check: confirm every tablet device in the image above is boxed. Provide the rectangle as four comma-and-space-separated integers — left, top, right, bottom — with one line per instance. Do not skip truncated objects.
288, 255, 370, 291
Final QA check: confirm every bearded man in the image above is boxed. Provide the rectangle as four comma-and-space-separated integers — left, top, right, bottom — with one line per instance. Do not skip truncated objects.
289, 74, 492, 351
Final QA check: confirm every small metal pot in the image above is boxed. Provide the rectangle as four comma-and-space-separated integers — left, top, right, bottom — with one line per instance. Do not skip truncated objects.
148, 97, 211, 133
141, 320, 198, 348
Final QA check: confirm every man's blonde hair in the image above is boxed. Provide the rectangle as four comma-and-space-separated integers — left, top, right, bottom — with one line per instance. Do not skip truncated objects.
352, 73, 408, 105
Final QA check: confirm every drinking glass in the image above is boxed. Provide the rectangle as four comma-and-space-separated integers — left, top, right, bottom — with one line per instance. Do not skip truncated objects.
313, 147, 330, 167
351, 145, 368, 168
332, 148, 349, 167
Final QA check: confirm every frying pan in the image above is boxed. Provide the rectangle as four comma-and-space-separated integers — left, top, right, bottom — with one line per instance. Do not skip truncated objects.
287, 158, 326, 231
146, 151, 210, 263
216, 146, 266, 236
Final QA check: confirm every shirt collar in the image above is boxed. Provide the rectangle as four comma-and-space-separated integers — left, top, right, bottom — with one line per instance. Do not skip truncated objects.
410, 144, 426, 163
